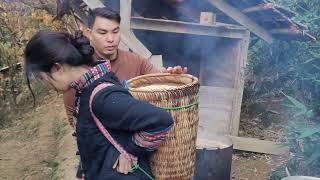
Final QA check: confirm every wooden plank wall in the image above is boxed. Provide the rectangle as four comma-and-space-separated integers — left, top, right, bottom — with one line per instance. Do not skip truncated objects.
198, 33, 250, 137
198, 38, 242, 137
198, 86, 235, 136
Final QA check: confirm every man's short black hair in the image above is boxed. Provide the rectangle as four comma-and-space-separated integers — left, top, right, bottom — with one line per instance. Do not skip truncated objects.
88, 7, 121, 28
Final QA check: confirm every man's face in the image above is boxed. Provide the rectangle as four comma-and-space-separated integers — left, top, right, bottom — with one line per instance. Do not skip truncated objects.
89, 16, 121, 57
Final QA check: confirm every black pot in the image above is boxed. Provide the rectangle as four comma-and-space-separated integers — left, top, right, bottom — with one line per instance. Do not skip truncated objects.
194, 136, 233, 180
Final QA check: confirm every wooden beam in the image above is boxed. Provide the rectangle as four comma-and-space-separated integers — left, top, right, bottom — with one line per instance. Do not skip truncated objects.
270, 28, 300, 34
131, 17, 248, 39
81, 0, 104, 9
119, 41, 130, 51
270, 29, 316, 41
206, 0, 274, 43
120, 0, 152, 59
242, 3, 297, 19
275, 6, 297, 18
230, 136, 289, 155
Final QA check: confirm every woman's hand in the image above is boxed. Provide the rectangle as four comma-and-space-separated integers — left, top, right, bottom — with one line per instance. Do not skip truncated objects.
113, 154, 137, 174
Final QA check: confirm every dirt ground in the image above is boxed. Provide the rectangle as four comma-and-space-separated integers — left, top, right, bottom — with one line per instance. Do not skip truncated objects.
0, 95, 284, 180
0, 95, 70, 180
232, 156, 271, 180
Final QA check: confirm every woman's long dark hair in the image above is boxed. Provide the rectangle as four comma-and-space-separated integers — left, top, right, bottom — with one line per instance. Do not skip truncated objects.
24, 30, 95, 105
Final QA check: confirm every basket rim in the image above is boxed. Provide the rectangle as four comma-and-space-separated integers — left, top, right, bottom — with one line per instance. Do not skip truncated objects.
127, 73, 199, 93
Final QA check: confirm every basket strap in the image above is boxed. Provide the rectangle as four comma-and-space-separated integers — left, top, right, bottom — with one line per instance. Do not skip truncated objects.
160, 101, 199, 110
89, 82, 137, 162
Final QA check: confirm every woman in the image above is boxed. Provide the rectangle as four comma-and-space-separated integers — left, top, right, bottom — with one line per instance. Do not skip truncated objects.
24, 30, 173, 180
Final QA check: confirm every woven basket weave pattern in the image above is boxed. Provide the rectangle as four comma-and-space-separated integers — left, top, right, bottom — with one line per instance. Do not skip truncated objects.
128, 74, 200, 180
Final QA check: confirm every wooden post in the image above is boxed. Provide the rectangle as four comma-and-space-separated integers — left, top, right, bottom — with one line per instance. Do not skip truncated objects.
149, 55, 163, 68
229, 30, 250, 136
200, 12, 216, 25
120, 0, 152, 59
120, 0, 132, 31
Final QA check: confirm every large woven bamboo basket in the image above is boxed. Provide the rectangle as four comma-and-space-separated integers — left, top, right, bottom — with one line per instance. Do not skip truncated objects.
127, 73, 200, 180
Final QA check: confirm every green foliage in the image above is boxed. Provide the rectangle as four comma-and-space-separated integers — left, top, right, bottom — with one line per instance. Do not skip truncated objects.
271, 166, 286, 180
284, 95, 320, 166
52, 119, 67, 140
281, 92, 314, 118
0, 0, 76, 128
245, 0, 320, 178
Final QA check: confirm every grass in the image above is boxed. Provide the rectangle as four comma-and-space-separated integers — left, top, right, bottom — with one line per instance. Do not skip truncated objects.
52, 119, 67, 140
46, 118, 68, 180
42, 159, 61, 180
22, 120, 40, 134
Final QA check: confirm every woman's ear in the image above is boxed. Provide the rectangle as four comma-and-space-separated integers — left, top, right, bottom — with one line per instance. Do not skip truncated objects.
87, 28, 93, 41
51, 63, 62, 73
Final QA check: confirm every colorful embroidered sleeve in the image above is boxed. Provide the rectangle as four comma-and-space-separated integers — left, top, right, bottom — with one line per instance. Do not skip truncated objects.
132, 126, 172, 151
92, 85, 174, 156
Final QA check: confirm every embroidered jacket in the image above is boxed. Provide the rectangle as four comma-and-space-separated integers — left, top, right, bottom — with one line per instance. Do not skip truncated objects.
70, 62, 173, 180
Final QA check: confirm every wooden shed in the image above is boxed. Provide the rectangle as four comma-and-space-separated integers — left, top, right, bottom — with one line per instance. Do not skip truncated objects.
70, 0, 314, 155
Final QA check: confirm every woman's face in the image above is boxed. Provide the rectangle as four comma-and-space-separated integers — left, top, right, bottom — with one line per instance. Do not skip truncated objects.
39, 64, 73, 93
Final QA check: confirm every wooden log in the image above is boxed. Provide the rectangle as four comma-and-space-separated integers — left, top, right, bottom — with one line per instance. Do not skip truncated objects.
230, 136, 289, 155
197, 125, 289, 155
194, 137, 233, 180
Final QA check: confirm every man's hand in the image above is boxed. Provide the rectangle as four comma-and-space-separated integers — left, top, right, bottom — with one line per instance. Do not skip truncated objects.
113, 154, 136, 174
161, 66, 188, 74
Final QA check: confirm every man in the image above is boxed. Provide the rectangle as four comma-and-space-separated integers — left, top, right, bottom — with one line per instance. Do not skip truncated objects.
64, 7, 187, 127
